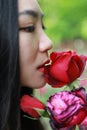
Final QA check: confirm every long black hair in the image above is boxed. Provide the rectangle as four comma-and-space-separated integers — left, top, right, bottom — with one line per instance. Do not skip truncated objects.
0, 0, 20, 130
0, 0, 45, 130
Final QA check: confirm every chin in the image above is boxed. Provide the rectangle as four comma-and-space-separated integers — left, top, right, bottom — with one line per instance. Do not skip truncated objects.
32, 79, 46, 89
32, 81, 46, 89
21, 81, 46, 89
21, 75, 46, 88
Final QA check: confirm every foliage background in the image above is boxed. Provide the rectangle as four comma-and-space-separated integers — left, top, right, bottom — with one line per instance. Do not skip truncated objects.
35, 1, 87, 130
39, 0, 87, 52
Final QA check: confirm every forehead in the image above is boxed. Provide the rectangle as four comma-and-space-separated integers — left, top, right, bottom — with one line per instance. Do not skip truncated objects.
18, 0, 42, 14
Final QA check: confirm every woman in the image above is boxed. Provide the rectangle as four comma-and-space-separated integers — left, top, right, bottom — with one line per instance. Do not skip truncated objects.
0, 0, 52, 130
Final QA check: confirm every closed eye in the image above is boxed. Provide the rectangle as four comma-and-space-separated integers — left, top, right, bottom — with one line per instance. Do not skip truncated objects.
19, 25, 35, 33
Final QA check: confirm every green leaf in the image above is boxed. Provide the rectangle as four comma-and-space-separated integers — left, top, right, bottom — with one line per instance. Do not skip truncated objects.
67, 80, 79, 90
34, 108, 49, 118
23, 115, 38, 120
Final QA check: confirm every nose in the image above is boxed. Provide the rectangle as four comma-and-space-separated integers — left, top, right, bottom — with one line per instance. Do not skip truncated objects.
39, 31, 52, 52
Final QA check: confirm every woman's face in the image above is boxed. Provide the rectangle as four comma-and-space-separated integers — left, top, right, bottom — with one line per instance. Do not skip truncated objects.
18, 0, 52, 88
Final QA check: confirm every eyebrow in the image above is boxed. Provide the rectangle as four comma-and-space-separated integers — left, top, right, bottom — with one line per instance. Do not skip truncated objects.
19, 10, 44, 18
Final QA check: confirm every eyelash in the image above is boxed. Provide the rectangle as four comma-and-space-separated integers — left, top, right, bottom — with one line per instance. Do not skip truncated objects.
19, 24, 46, 33
19, 25, 35, 33
42, 24, 46, 30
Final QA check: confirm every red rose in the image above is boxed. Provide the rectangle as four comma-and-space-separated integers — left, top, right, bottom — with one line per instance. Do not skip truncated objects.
20, 95, 45, 118
47, 87, 87, 129
44, 51, 86, 87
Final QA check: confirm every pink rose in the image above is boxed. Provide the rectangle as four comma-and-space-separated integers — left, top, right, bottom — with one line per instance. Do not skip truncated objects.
79, 117, 87, 130
81, 117, 87, 126
44, 51, 86, 87
20, 95, 45, 118
47, 87, 87, 129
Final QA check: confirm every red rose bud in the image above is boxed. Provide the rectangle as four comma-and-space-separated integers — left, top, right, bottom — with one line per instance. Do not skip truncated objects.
47, 87, 87, 129
20, 95, 45, 118
44, 51, 86, 87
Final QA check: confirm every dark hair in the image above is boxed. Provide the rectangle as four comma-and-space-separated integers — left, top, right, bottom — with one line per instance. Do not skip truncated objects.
0, 0, 45, 130
0, 0, 20, 130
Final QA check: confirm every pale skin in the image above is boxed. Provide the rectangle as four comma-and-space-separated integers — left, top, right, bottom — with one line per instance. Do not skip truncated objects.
18, 0, 52, 88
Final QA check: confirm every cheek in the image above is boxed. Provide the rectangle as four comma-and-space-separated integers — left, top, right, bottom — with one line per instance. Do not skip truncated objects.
19, 32, 39, 69
19, 32, 36, 61
19, 32, 32, 51
19, 33, 30, 63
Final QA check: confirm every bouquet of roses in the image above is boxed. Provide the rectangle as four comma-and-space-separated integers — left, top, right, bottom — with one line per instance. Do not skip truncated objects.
20, 50, 87, 130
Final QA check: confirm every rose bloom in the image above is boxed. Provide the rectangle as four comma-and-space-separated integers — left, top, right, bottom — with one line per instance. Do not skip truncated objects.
20, 95, 45, 118
80, 117, 87, 126
44, 51, 86, 87
47, 87, 87, 129
79, 117, 87, 130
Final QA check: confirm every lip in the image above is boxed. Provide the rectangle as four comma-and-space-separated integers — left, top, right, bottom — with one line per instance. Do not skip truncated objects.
37, 59, 51, 72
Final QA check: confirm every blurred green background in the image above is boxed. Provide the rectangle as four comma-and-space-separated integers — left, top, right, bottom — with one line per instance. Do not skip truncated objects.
35, 1, 87, 130
39, 0, 87, 54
